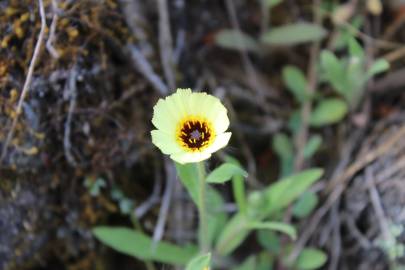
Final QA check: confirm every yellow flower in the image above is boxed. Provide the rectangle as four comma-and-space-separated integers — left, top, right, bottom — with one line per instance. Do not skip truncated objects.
151, 88, 231, 164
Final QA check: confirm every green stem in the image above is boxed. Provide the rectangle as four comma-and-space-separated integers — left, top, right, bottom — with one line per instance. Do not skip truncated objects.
197, 161, 209, 253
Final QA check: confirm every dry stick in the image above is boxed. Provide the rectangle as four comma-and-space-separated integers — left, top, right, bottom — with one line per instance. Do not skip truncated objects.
150, 0, 178, 255
63, 68, 78, 167
224, 0, 274, 101
157, 0, 175, 90
293, 0, 322, 171
128, 45, 168, 95
0, 0, 47, 163
152, 159, 176, 246
288, 125, 405, 263
366, 167, 390, 241
46, 0, 60, 58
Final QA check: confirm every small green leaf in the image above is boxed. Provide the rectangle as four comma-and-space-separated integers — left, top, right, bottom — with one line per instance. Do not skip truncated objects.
272, 133, 294, 177
282, 65, 308, 103
93, 227, 197, 265
235, 255, 257, 270
215, 29, 258, 51
303, 135, 322, 159
257, 252, 274, 270
206, 163, 248, 184
261, 23, 327, 45
288, 110, 302, 135
257, 230, 281, 253
206, 188, 228, 247
119, 198, 134, 215
295, 248, 327, 270
320, 50, 347, 96
185, 253, 211, 270
262, 169, 323, 216
292, 191, 318, 218
262, 0, 283, 8
175, 163, 199, 206
215, 213, 251, 256
310, 98, 348, 126
348, 37, 364, 59
246, 221, 296, 240
272, 133, 293, 159
226, 155, 247, 214
367, 58, 389, 78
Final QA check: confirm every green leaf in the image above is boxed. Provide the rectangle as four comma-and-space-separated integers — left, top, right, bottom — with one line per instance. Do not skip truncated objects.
206, 163, 248, 184
262, 169, 323, 216
216, 170, 323, 256
257, 230, 281, 253
320, 50, 347, 96
235, 255, 257, 270
257, 252, 274, 270
367, 58, 389, 78
348, 37, 364, 59
175, 162, 199, 206
303, 135, 322, 159
206, 188, 228, 247
246, 221, 296, 240
310, 98, 348, 126
272, 133, 293, 159
93, 227, 197, 265
272, 133, 294, 177
292, 191, 318, 218
215, 213, 251, 256
262, 0, 283, 8
295, 248, 327, 270
261, 23, 327, 46
282, 65, 308, 103
288, 110, 301, 135
215, 29, 258, 51
185, 253, 211, 270
226, 155, 247, 214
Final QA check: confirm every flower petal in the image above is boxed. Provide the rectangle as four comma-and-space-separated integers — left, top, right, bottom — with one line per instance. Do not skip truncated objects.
198, 94, 229, 134
206, 132, 232, 153
170, 151, 212, 164
152, 99, 179, 132
151, 130, 182, 155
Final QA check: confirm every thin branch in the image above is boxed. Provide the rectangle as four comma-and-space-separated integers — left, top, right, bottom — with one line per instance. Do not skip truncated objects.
46, 0, 60, 58
288, 125, 405, 263
152, 158, 176, 248
63, 68, 78, 167
157, 0, 176, 90
293, 0, 322, 171
366, 167, 390, 241
225, 0, 275, 100
1, 0, 47, 163
128, 45, 168, 95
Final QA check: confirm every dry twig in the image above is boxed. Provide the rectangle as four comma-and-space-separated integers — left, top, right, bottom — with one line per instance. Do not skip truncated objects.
289, 125, 405, 262
128, 45, 168, 95
152, 158, 176, 247
157, 0, 176, 90
46, 0, 60, 58
1, 0, 47, 164
63, 68, 78, 167
293, 0, 322, 171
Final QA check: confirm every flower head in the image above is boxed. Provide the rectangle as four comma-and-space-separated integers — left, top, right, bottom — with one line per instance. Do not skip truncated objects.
151, 88, 231, 164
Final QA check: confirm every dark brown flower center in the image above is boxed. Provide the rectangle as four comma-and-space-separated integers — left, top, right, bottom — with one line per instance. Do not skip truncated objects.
178, 119, 212, 151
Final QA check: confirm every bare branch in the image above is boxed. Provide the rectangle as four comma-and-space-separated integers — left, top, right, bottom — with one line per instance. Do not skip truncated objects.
1, 0, 47, 164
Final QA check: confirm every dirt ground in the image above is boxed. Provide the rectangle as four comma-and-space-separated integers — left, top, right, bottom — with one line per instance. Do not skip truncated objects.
0, 0, 404, 269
